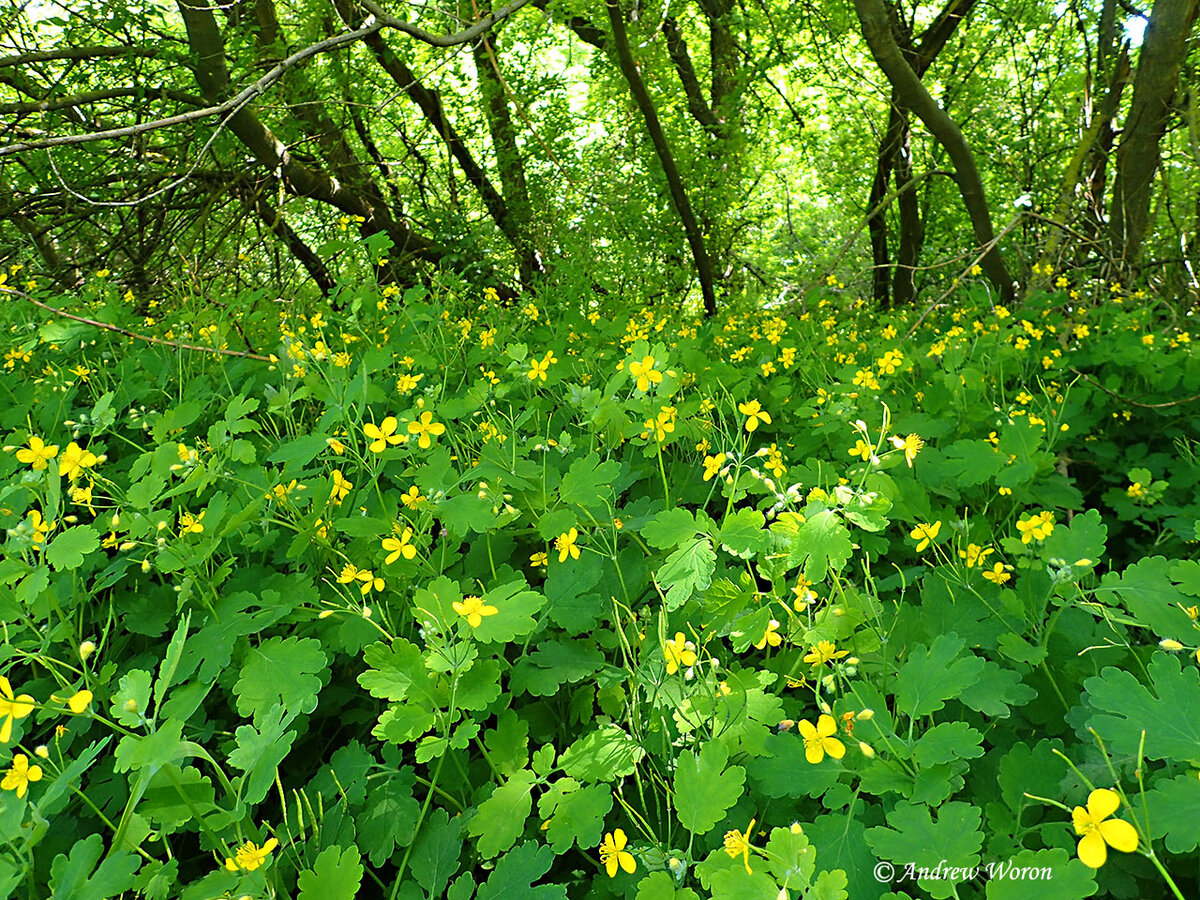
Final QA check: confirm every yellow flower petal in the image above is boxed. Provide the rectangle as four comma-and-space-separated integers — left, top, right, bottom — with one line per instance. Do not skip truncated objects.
1086, 787, 1121, 820
1098, 818, 1139, 854
1077, 830, 1107, 868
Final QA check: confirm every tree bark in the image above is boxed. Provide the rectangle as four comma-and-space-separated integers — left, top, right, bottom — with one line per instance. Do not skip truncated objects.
865, 0, 975, 305
605, 0, 717, 315
471, 24, 543, 284
854, 0, 1012, 302
1109, 0, 1199, 271
177, 0, 442, 275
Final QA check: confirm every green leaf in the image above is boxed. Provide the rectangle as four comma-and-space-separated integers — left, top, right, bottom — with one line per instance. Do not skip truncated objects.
296, 846, 364, 900
359, 639, 437, 705
357, 769, 419, 867
809, 869, 850, 900
475, 842, 566, 900
894, 635, 984, 718
410, 808, 462, 897
227, 705, 298, 805
785, 510, 853, 581
939, 440, 1004, 486
45, 525, 100, 571
657, 536, 716, 610
865, 802, 983, 900
1041, 508, 1106, 566
642, 508, 700, 549
718, 508, 768, 558
1098, 557, 1194, 638
636, 872, 701, 900
982, 849, 1095, 899
234, 636, 326, 720
483, 710, 530, 777
48, 833, 139, 900
674, 742, 746, 836
267, 434, 330, 469
537, 779, 613, 853
113, 720, 186, 773
1085, 653, 1200, 761
1146, 774, 1200, 853
471, 580, 546, 643
559, 452, 620, 513
912, 723, 984, 767
510, 639, 606, 697
763, 824, 817, 885
559, 724, 645, 782
957, 661, 1037, 717
469, 769, 537, 857
111, 669, 152, 727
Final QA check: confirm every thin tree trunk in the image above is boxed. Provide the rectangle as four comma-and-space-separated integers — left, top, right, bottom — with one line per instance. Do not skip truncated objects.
1109, 0, 1199, 272
854, 0, 1013, 302
605, 0, 717, 316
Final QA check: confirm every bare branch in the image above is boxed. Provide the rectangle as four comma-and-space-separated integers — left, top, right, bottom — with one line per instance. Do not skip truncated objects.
0, 87, 205, 116
0, 45, 161, 68
0, 0, 533, 158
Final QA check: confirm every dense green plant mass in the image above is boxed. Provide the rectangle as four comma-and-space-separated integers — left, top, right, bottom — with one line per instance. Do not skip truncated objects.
0, 265, 1198, 899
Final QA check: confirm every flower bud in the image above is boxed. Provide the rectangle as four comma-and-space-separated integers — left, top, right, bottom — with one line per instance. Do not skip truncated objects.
859, 741, 876, 758
1159, 639, 1184, 651
78, 640, 96, 662
124, 698, 139, 714
856, 708, 875, 721
34, 746, 49, 758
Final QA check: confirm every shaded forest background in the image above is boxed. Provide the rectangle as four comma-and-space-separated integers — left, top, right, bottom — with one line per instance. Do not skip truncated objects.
1, 0, 1198, 312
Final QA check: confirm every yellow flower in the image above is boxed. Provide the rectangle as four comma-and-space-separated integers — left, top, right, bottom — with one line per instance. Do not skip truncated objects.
702, 453, 726, 482
722, 819, 755, 874
401, 486, 425, 508
910, 521, 941, 552
27, 510, 54, 550
178, 510, 206, 535
407, 411, 445, 449
15, 435, 58, 471
848, 439, 873, 461
599, 829, 636, 877
224, 837, 279, 872
452, 595, 498, 628
354, 568, 384, 595
628, 355, 662, 392
556, 528, 581, 562
396, 373, 423, 394
754, 619, 782, 650
0, 677, 35, 743
1016, 511, 1055, 544
959, 543, 995, 568
58, 442, 98, 480
382, 528, 417, 564
364, 417, 403, 453
803, 640, 849, 668
888, 433, 924, 467
527, 351, 557, 382
327, 437, 346, 455
530, 551, 548, 568
66, 689, 92, 713
337, 563, 360, 584
329, 469, 353, 503
738, 400, 772, 433
982, 562, 1012, 585
799, 714, 845, 764
1072, 789, 1138, 868
663, 633, 697, 675
1, 754, 42, 798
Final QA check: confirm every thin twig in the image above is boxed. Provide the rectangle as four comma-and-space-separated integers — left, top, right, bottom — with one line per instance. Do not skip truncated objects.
904, 212, 1025, 339
0, 286, 272, 361
1068, 367, 1200, 409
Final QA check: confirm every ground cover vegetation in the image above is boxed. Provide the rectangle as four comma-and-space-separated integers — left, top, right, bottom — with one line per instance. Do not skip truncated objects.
0, 268, 1198, 899
4, 0, 1200, 897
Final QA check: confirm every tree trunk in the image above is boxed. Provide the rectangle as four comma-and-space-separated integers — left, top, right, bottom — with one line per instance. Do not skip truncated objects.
854, 0, 1012, 302
1109, 0, 1199, 272
605, 0, 717, 316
